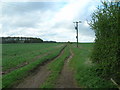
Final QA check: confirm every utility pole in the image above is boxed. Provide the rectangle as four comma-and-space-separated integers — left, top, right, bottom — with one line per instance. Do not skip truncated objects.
73, 21, 81, 48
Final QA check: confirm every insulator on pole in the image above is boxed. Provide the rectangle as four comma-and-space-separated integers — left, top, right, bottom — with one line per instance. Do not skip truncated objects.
75, 26, 77, 30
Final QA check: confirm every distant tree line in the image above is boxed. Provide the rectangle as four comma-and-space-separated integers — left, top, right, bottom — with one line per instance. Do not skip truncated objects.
0, 37, 58, 43
90, 1, 120, 84
43, 41, 56, 43
1, 37, 43, 43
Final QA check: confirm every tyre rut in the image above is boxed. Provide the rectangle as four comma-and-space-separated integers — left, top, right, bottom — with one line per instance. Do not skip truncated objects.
55, 49, 78, 88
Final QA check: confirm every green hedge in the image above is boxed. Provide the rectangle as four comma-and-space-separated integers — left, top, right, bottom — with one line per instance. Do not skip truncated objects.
90, 1, 120, 84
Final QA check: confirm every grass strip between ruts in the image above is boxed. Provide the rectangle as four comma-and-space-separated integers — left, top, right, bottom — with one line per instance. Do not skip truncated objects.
40, 46, 70, 88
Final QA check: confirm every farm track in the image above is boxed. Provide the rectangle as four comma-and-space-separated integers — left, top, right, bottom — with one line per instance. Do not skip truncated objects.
14, 46, 66, 88
3, 45, 65, 75
55, 49, 78, 88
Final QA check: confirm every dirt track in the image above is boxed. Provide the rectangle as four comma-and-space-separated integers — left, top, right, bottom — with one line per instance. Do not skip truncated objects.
14, 47, 65, 88
55, 50, 78, 88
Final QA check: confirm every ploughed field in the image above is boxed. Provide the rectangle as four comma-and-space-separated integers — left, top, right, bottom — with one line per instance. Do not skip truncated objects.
2, 43, 115, 88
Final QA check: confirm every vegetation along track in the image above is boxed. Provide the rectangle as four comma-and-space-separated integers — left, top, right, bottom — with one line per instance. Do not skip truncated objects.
14, 45, 66, 88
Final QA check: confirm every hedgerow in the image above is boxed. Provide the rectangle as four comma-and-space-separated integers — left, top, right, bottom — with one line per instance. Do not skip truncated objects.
90, 1, 120, 84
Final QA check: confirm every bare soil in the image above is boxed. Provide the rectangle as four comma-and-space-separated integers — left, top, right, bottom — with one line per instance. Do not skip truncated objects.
14, 46, 66, 88
55, 50, 78, 88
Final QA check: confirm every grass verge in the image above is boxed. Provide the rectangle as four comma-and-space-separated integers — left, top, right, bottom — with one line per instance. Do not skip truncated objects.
40, 46, 70, 88
69, 43, 116, 88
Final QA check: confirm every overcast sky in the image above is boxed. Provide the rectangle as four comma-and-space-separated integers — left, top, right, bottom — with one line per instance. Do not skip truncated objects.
1, 0, 103, 42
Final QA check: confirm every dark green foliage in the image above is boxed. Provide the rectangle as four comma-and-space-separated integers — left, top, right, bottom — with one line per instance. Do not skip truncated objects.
1, 37, 43, 43
90, 1, 120, 84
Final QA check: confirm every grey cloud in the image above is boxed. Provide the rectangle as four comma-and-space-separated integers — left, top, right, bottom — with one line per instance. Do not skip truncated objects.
52, 22, 74, 30
2, 2, 66, 31
2, 9, 55, 31
52, 20, 94, 37
2, 14, 38, 30
2, 2, 67, 15
78, 23, 95, 37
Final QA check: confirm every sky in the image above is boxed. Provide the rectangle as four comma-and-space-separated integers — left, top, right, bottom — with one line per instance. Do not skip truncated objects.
1, 0, 103, 42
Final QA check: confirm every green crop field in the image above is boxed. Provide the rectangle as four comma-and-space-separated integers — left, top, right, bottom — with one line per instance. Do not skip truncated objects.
2, 43, 116, 88
2, 43, 64, 71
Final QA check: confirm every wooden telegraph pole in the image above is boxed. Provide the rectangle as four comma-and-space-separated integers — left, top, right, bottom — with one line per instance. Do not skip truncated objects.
73, 21, 81, 48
